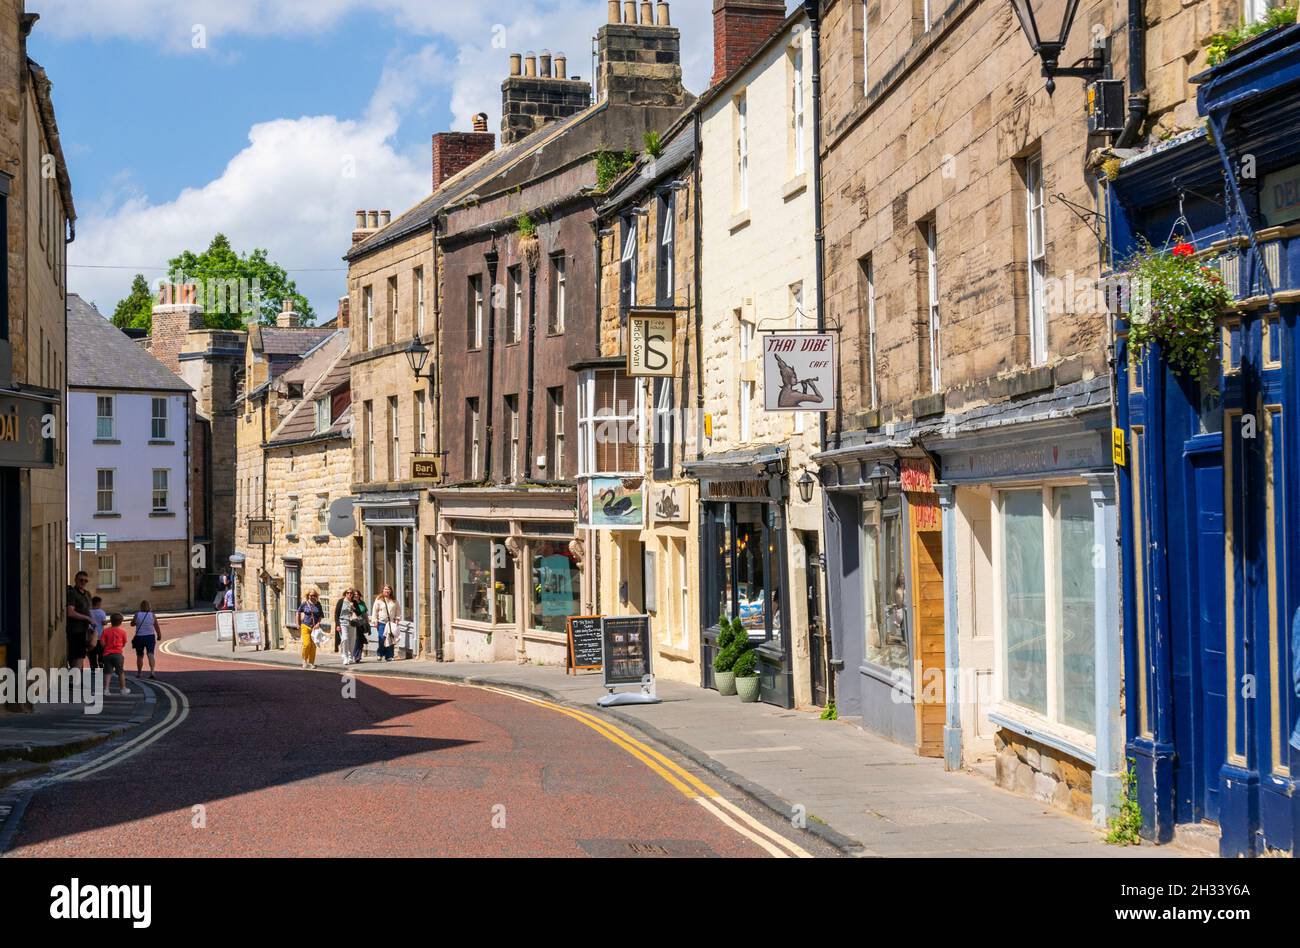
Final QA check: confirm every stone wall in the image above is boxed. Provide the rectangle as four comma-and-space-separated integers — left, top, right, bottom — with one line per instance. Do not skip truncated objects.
69, 538, 192, 614
994, 728, 1094, 821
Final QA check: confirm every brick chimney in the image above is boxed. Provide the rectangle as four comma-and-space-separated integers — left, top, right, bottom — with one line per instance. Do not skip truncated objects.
711, 0, 786, 87
597, 0, 685, 108
337, 296, 350, 330
149, 284, 205, 375
501, 47, 593, 145
432, 119, 495, 191
276, 298, 301, 328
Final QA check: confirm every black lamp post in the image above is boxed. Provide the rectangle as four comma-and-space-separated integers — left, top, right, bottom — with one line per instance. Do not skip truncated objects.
403, 337, 434, 384
1009, 0, 1106, 94
867, 460, 899, 504
796, 469, 817, 505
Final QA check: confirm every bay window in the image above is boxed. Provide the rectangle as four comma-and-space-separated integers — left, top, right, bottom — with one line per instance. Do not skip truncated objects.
577, 369, 643, 476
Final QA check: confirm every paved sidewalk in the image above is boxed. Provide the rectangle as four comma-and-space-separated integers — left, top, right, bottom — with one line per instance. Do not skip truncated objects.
174, 631, 1188, 858
0, 680, 153, 788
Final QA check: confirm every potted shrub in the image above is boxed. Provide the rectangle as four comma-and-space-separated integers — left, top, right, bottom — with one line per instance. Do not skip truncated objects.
734, 648, 760, 703
713, 615, 739, 696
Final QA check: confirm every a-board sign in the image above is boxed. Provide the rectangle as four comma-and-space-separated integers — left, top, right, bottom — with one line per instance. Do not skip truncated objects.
234, 611, 262, 647
566, 615, 603, 673
602, 614, 652, 687
215, 610, 234, 642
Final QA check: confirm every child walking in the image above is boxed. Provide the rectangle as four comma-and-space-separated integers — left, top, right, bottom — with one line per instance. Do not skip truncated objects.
100, 613, 128, 695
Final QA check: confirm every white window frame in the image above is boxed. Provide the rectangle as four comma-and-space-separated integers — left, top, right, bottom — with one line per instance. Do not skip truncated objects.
792, 42, 806, 175
739, 315, 755, 442
153, 552, 171, 587
364, 285, 374, 349
577, 369, 645, 477
469, 399, 482, 479
509, 265, 523, 344
506, 395, 521, 481
924, 220, 941, 392
1026, 152, 1048, 366
1245, 0, 1277, 24
97, 553, 117, 590
288, 495, 300, 535
553, 254, 567, 333
415, 390, 428, 454
865, 256, 879, 411
364, 401, 375, 481
388, 275, 399, 344
736, 93, 749, 211
96, 395, 114, 439
151, 469, 170, 513
415, 266, 426, 335
471, 276, 484, 349
862, 0, 870, 94
622, 219, 638, 305
316, 493, 330, 536
990, 482, 1100, 751
315, 396, 330, 434
151, 397, 167, 440
96, 469, 115, 514
552, 388, 566, 478
923, 0, 932, 31
387, 395, 400, 480
660, 193, 675, 301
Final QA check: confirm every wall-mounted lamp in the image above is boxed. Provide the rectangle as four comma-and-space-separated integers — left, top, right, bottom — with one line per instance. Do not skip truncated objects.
867, 460, 900, 504
796, 468, 817, 505
403, 337, 435, 385
1009, 0, 1106, 94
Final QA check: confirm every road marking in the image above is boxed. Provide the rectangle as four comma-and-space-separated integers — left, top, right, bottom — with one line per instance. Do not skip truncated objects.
56, 678, 190, 782
160, 639, 813, 858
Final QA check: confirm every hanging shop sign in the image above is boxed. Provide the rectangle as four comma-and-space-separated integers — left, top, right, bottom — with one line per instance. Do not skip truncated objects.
651, 484, 690, 524
0, 391, 57, 469
763, 333, 836, 413
1261, 162, 1300, 227
627, 311, 676, 378
566, 615, 603, 674
411, 455, 441, 481
247, 519, 273, 545
587, 476, 645, 530
602, 614, 652, 687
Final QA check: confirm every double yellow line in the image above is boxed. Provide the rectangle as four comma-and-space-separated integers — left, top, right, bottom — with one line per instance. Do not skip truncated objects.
56, 677, 190, 782
161, 639, 811, 857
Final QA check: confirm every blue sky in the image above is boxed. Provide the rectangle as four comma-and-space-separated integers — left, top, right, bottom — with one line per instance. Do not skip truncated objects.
26, 0, 794, 319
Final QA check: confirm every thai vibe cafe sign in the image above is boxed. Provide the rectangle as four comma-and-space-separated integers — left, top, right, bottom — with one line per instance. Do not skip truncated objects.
763, 333, 835, 413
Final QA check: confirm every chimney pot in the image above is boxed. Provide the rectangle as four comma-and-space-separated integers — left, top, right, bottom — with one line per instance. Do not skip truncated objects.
368, 210, 379, 229
524, 52, 537, 77
473, 112, 489, 132
540, 50, 552, 78
608, 0, 620, 22
623, 1, 636, 24
640, 0, 652, 24
555, 54, 567, 79
379, 210, 391, 227
656, 1, 670, 26
509, 52, 522, 76
355, 209, 366, 228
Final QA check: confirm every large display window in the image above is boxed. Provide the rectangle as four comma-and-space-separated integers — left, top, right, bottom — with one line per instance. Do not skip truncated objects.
529, 536, 580, 634
861, 497, 909, 689
704, 501, 784, 643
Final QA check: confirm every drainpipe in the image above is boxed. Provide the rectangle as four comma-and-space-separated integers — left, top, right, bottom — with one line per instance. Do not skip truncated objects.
692, 109, 705, 459
524, 260, 538, 480
431, 219, 444, 661
484, 246, 500, 481
1115, 0, 1147, 148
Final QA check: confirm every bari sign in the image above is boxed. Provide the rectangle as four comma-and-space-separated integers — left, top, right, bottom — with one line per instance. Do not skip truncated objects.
762, 333, 835, 412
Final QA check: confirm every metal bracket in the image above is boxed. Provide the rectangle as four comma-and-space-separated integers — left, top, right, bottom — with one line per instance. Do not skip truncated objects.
1049, 192, 1106, 251
1206, 110, 1277, 309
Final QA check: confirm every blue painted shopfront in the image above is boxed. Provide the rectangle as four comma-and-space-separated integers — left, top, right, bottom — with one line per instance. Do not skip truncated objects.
1109, 26, 1300, 856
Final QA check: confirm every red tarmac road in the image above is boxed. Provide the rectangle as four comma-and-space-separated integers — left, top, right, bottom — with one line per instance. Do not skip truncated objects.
6, 617, 816, 858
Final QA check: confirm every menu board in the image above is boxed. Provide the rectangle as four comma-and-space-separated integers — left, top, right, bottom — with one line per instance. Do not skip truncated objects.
566, 616, 603, 673
602, 615, 652, 687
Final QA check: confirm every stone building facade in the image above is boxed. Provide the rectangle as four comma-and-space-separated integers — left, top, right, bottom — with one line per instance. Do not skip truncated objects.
813, 0, 1238, 821
0, 3, 75, 676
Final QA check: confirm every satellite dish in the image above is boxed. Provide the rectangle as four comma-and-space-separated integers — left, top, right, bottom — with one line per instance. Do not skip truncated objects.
329, 497, 358, 539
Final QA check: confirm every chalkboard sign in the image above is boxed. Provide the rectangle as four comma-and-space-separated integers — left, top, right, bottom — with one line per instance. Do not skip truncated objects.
567, 616, 603, 673
602, 615, 652, 687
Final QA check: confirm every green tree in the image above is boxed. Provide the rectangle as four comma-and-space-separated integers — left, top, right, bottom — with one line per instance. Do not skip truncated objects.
111, 273, 156, 331
167, 234, 315, 329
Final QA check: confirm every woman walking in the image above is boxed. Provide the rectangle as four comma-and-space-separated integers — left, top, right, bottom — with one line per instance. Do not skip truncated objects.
351, 592, 369, 663
338, 589, 358, 666
371, 585, 401, 662
297, 589, 324, 669
130, 601, 163, 679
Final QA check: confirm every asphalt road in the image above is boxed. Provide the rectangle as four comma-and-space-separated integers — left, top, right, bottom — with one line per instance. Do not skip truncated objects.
3, 617, 828, 858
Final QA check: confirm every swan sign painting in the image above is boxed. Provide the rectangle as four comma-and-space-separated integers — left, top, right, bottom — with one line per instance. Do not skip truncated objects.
588, 476, 646, 530
763, 333, 836, 412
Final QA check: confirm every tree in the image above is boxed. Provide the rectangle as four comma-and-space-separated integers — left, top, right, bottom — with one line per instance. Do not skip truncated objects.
167, 234, 315, 329
111, 273, 155, 331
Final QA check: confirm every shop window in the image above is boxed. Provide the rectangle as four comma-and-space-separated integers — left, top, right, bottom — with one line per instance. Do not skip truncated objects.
369, 525, 414, 622
578, 369, 643, 476
998, 485, 1097, 735
530, 539, 581, 634
709, 502, 783, 642
456, 535, 514, 625
862, 498, 909, 688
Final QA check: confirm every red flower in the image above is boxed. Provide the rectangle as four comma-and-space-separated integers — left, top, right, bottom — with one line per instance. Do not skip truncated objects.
1172, 242, 1196, 257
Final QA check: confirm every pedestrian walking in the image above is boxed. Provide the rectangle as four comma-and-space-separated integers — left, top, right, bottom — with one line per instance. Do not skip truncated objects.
65, 570, 94, 670
298, 589, 324, 669
352, 592, 369, 663
130, 601, 163, 679
333, 589, 347, 653
338, 589, 358, 666
100, 613, 129, 695
371, 585, 401, 662
87, 596, 108, 672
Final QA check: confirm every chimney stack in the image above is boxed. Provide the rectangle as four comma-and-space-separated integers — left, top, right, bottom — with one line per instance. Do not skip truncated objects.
337, 296, 350, 330
276, 298, 301, 329
149, 283, 206, 374
711, 0, 787, 87
352, 209, 383, 245
432, 120, 496, 191
501, 43, 593, 145
596, 0, 685, 108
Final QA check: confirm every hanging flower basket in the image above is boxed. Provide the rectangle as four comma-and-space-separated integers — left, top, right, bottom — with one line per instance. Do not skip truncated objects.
1123, 240, 1232, 384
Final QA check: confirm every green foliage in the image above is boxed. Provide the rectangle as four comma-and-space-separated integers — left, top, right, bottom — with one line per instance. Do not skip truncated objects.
595, 148, 637, 191
819, 702, 838, 721
733, 648, 757, 679
111, 273, 156, 332
516, 212, 537, 239
713, 615, 752, 673
1124, 239, 1232, 384
167, 233, 314, 329
1206, 3, 1298, 66
1106, 759, 1144, 845
644, 130, 664, 159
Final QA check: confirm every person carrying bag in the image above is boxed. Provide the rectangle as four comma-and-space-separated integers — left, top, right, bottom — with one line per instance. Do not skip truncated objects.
371, 585, 401, 662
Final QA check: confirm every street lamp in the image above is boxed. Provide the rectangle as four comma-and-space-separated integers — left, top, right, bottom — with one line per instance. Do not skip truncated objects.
867, 460, 899, 504
1009, 0, 1106, 94
796, 469, 817, 505
403, 337, 434, 384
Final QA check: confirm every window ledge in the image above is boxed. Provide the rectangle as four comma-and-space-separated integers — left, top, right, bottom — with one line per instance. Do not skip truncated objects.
93, 439, 120, 445
149, 511, 176, 518
148, 440, 175, 446
151, 582, 174, 589
727, 210, 751, 233
285, 534, 300, 543
988, 706, 1097, 767
312, 535, 330, 543
782, 173, 808, 201
93, 513, 121, 519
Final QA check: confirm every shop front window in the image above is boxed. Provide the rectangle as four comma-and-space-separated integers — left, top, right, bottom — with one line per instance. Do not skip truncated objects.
529, 538, 580, 634
1003, 489, 1047, 714
863, 498, 909, 688
706, 501, 783, 644
368, 525, 415, 620
455, 531, 515, 625
734, 504, 769, 636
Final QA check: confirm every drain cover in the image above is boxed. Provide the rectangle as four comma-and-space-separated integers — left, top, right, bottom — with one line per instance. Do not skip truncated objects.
577, 838, 719, 858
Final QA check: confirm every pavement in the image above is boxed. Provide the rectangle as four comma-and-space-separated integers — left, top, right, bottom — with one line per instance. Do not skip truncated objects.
172, 621, 1190, 858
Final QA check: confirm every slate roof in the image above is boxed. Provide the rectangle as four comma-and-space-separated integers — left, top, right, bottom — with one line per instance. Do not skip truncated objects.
267, 330, 352, 446
259, 326, 335, 356
67, 294, 191, 393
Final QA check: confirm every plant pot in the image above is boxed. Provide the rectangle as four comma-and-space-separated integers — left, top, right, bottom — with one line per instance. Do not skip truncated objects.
715, 670, 737, 696
736, 675, 760, 703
